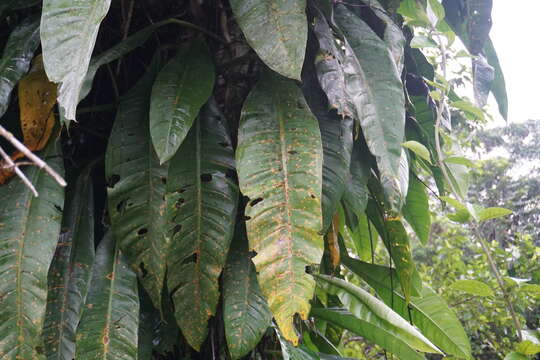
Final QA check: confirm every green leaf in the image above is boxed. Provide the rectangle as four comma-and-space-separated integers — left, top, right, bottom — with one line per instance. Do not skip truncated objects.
106, 58, 168, 311
149, 40, 215, 163
450, 100, 485, 121
312, 308, 424, 360
410, 35, 438, 48
450, 279, 494, 297
366, 0, 405, 72
504, 352, 528, 360
343, 143, 370, 218
229, 0, 307, 80
445, 156, 475, 168
335, 5, 407, 211
40, 0, 112, 121
275, 325, 320, 360
302, 66, 353, 232
236, 71, 324, 345
75, 232, 139, 360
341, 256, 471, 358
516, 329, 540, 355
366, 201, 416, 301
403, 175, 431, 244
43, 166, 95, 360
165, 99, 238, 350
477, 207, 512, 222
0, 16, 40, 118
403, 141, 432, 164
223, 247, 272, 359
312, 12, 352, 118
0, 140, 65, 359
484, 38, 508, 120
315, 274, 441, 354
519, 284, 540, 296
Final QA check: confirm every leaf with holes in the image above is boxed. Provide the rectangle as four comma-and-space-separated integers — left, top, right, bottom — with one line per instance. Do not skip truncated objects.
315, 274, 441, 354
75, 232, 139, 360
223, 246, 272, 359
43, 166, 95, 360
335, 5, 406, 211
0, 140, 64, 359
106, 58, 168, 310
0, 16, 40, 118
149, 40, 215, 163
40, 0, 112, 121
165, 99, 238, 350
229, 0, 307, 80
236, 71, 324, 344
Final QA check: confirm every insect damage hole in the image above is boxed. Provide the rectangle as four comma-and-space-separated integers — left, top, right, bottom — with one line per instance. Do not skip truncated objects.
249, 197, 263, 207
181, 252, 198, 265
172, 224, 182, 236
200, 173, 212, 182
107, 174, 120, 188
139, 262, 148, 277
175, 198, 185, 209
137, 228, 148, 236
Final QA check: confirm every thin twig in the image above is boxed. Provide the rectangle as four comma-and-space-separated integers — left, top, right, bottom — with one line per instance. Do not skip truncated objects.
0, 125, 67, 188
0, 146, 38, 196
432, 33, 523, 342
116, 0, 135, 75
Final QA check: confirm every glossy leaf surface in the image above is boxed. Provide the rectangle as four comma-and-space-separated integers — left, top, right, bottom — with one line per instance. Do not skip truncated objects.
75, 232, 139, 360
335, 5, 407, 210
0, 17, 40, 118
0, 141, 65, 359
236, 71, 323, 344
315, 274, 441, 354
166, 100, 238, 350
230, 0, 307, 80
150, 40, 215, 163
106, 59, 168, 310
43, 167, 95, 360
403, 175, 431, 244
223, 247, 272, 359
40, 0, 112, 121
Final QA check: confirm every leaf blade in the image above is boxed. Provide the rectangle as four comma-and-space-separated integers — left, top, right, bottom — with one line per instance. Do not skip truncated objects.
236, 71, 324, 344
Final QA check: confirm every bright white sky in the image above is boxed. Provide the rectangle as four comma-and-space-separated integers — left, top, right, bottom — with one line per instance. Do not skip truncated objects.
489, 1, 540, 124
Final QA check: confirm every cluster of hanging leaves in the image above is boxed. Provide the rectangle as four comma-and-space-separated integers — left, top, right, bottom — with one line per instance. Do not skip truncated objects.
0, 0, 511, 359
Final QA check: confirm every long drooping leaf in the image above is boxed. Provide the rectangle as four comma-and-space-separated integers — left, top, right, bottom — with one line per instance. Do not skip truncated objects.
343, 142, 371, 217
302, 65, 353, 232
40, 0, 112, 121
366, 199, 417, 301
365, 0, 406, 72
75, 232, 139, 360
342, 256, 472, 359
230, 0, 307, 80
311, 11, 352, 118
0, 16, 40, 118
0, 140, 64, 359
43, 166, 95, 360
484, 38, 508, 120
106, 58, 168, 310
403, 174, 431, 244
165, 99, 238, 350
315, 274, 441, 354
236, 71, 324, 344
314, 308, 422, 360
334, 5, 407, 210
312, 308, 424, 360
223, 246, 272, 359
149, 40, 215, 163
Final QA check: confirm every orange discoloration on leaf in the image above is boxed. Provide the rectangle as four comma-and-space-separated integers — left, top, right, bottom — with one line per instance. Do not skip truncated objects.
0, 54, 57, 184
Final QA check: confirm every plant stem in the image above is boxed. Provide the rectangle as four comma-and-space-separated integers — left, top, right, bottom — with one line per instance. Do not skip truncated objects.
432, 33, 523, 342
